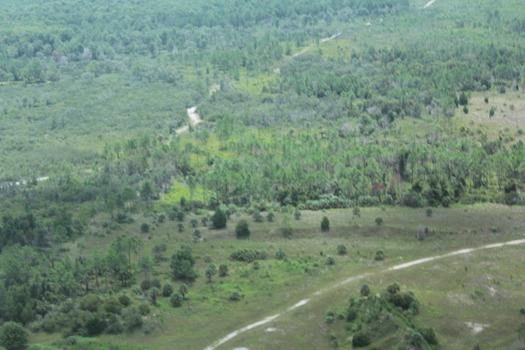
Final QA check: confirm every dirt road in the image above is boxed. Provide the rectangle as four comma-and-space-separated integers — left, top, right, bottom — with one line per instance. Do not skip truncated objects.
204, 238, 525, 350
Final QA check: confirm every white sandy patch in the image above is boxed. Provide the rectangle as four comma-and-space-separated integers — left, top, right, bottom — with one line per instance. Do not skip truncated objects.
466, 322, 488, 335
423, 0, 437, 8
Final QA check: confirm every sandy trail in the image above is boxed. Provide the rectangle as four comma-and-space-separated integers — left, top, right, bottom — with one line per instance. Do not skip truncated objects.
423, 0, 437, 8
175, 106, 202, 135
204, 238, 525, 350
292, 32, 342, 58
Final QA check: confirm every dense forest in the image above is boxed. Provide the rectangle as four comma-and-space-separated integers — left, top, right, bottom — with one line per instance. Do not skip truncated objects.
1, 0, 525, 349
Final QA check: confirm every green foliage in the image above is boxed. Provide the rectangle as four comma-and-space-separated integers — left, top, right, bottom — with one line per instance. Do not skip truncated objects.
321, 216, 330, 232
360, 285, 371, 297
170, 293, 182, 308
275, 249, 287, 260
211, 208, 227, 229
235, 219, 250, 239
280, 214, 293, 238
230, 249, 268, 263
326, 255, 335, 265
170, 245, 197, 282
205, 264, 217, 283
425, 208, 433, 217
162, 284, 174, 297
140, 223, 150, 233
219, 264, 229, 277
0, 322, 28, 350
374, 250, 385, 261
375, 217, 383, 226
337, 244, 347, 255
351, 333, 371, 348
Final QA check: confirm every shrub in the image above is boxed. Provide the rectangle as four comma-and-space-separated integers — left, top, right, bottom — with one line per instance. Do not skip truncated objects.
360, 284, 370, 297
118, 295, 131, 307
421, 327, 439, 345
189, 218, 198, 228
80, 294, 100, 312
353, 206, 361, 217
170, 293, 182, 307
326, 255, 335, 265
235, 219, 250, 239
211, 208, 227, 229
86, 316, 106, 336
337, 244, 347, 255
275, 249, 287, 260
294, 208, 301, 220
140, 223, 149, 233
267, 212, 275, 222
138, 304, 150, 315
351, 332, 370, 348
219, 264, 229, 277
374, 250, 385, 261
162, 284, 174, 297
321, 216, 330, 232
229, 292, 242, 301
123, 307, 142, 330
425, 208, 433, 217
375, 217, 383, 226
104, 298, 122, 314
0, 322, 28, 350
252, 210, 264, 222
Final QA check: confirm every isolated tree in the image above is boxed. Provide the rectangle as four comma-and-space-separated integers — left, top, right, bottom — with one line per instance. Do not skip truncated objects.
170, 293, 182, 308
162, 284, 174, 297
235, 219, 250, 239
321, 216, 330, 232
205, 264, 217, 283
0, 322, 28, 350
170, 245, 196, 282
211, 207, 227, 229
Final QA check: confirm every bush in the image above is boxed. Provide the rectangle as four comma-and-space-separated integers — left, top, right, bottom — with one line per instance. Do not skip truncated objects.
326, 255, 335, 265
375, 217, 383, 226
123, 307, 142, 330
170, 293, 182, 307
86, 316, 106, 336
252, 210, 264, 222
118, 295, 132, 307
219, 264, 229, 277
353, 206, 361, 217
275, 249, 287, 260
235, 219, 250, 239
267, 212, 275, 222
337, 244, 347, 255
351, 332, 370, 348
211, 208, 227, 229
230, 249, 268, 262
321, 216, 330, 232
0, 322, 29, 350
80, 295, 100, 312
360, 284, 370, 297
138, 304, 150, 315
140, 223, 149, 233
162, 284, 174, 297
374, 250, 385, 261
229, 292, 242, 301
425, 208, 433, 217
294, 208, 301, 220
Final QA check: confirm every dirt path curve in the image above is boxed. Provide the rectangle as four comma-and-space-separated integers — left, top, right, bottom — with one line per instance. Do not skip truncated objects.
175, 106, 202, 135
204, 238, 525, 350
423, 0, 437, 8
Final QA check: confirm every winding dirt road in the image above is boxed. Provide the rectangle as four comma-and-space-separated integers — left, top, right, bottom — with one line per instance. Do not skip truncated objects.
204, 238, 525, 350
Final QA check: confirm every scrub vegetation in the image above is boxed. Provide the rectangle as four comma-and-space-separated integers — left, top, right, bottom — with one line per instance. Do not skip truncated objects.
0, 0, 524, 349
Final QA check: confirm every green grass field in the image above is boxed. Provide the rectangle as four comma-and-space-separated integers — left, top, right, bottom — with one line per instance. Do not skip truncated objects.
31, 204, 525, 349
